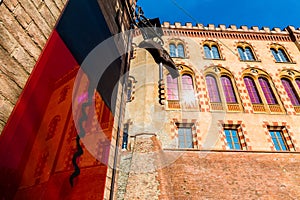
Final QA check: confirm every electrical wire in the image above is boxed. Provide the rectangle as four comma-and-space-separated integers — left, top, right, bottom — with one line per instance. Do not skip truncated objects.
169, 0, 237, 56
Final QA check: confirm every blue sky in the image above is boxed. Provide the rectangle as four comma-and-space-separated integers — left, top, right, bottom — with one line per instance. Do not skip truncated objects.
138, 0, 300, 30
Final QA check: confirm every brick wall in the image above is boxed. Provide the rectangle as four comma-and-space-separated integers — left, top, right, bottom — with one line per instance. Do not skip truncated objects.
157, 150, 300, 199
123, 136, 300, 199
0, 0, 67, 132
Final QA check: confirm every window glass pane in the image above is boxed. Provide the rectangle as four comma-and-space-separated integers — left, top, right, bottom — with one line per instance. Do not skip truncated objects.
244, 77, 261, 104
225, 129, 241, 150
245, 47, 254, 61
278, 49, 289, 62
178, 127, 193, 148
122, 124, 129, 149
234, 143, 241, 149
273, 139, 280, 150
296, 79, 300, 90
270, 130, 288, 151
181, 74, 195, 104
258, 77, 277, 104
278, 138, 287, 150
271, 48, 280, 62
221, 76, 237, 103
211, 45, 220, 59
170, 44, 176, 57
238, 47, 246, 61
204, 45, 211, 58
206, 75, 221, 103
167, 74, 179, 100
281, 78, 300, 106
177, 44, 185, 58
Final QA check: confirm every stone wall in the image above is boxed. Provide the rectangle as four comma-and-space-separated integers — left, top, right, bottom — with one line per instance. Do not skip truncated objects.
0, 0, 67, 132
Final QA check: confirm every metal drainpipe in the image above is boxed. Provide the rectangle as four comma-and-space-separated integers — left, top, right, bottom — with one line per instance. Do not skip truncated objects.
109, 23, 134, 200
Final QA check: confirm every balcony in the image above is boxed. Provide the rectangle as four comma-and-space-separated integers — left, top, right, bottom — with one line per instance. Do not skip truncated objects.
252, 104, 266, 112
227, 103, 242, 112
269, 104, 283, 113
210, 102, 224, 111
294, 106, 300, 113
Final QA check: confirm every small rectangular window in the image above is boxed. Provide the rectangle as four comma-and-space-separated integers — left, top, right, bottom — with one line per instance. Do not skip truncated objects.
177, 124, 194, 148
268, 126, 295, 151
224, 129, 241, 150
269, 130, 287, 150
122, 123, 129, 150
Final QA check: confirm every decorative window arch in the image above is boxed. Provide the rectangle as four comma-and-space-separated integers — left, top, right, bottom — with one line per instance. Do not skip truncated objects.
203, 41, 221, 59
166, 65, 197, 110
237, 43, 256, 61
270, 44, 291, 63
169, 42, 185, 58
204, 66, 242, 112
280, 69, 300, 113
243, 68, 284, 113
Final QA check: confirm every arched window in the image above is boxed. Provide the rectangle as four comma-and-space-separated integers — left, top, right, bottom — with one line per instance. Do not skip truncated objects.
205, 68, 242, 112
204, 44, 220, 59
169, 43, 185, 58
169, 44, 176, 57
206, 75, 221, 103
204, 45, 211, 58
166, 66, 196, 109
181, 74, 195, 103
271, 47, 290, 62
243, 68, 284, 113
258, 77, 277, 104
244, 76, 261, 104
281, 78, 300, 106
295, 78, 300, 88
211, 45, 220, 59
177, 44, 185, 58
167, 74, 179, 100
221, 76, 237, 103
238, 46, 255, 61
279, 70, 300, 113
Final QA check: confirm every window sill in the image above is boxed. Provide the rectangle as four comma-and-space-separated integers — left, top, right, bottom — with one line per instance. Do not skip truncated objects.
239, 59, 261, 62
204, 58, 225, 61
275, 61, 296, 64
171, 56, 188, 59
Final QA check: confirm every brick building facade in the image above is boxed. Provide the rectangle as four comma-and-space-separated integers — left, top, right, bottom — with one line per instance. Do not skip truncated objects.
118, 23, 300, 199
2, 0, 300, 199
